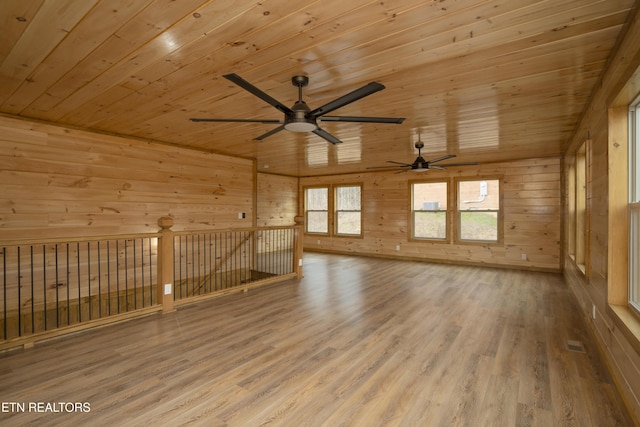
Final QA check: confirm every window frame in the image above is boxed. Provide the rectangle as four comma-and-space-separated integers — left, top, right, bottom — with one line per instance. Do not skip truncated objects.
409, 179, 450, 242
454, 177, 503, 244
629, 94, 640, 314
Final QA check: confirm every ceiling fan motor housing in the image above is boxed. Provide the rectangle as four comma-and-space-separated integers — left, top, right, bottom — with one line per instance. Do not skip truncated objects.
413, 156, 428, 169
285, 99, 317, 132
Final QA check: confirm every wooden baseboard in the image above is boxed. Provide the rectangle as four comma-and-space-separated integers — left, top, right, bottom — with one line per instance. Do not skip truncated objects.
304, 248, 562, 274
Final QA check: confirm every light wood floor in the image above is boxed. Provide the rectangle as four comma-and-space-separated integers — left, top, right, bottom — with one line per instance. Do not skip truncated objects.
0, 253, 633, 426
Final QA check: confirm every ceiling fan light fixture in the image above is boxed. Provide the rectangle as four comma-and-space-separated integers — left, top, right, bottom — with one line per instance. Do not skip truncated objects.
284, 99, 318, 132
284, 121, 317, 132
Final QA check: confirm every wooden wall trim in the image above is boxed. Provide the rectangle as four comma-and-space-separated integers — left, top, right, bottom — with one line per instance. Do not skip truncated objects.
305, 248, 561, 274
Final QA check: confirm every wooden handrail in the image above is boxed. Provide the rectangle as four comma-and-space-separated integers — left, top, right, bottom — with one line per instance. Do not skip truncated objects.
0, 232, 162, 248
0, 226, 297, 248
172, 225, 297, 237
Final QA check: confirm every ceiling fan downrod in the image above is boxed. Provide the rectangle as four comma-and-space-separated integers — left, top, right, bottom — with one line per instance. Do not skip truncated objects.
286, 76, 317, 132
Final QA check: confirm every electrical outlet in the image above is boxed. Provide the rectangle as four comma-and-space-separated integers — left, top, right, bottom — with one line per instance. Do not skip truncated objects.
317, 239, 320, 244
521, 253, 527, 261
395, 245, 400, 251
164, 283, 172, 295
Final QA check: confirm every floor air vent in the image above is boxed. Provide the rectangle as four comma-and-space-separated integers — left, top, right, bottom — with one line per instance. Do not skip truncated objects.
566, 340, 586, 353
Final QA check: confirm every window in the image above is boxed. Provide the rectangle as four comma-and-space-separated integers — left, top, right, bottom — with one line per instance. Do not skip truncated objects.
335, 185, 362, 236
630, 95, 640, 311
457, 179, 500, 242
410, 178, 502, 243
568, 140, 588, 274
411, 181, 448, 240
303, 184, 363, 237
567, 161, 576, 258
305, 187, 328, 234
605, 69, 640, 355
575, 142, 588, 272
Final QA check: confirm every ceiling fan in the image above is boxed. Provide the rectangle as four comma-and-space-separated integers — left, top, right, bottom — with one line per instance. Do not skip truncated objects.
367, 139, 478, 172
190, 73, 405, 144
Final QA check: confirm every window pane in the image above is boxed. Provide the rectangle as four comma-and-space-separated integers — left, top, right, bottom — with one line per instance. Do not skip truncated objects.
631, 208, 640, 306
306, 188, 328, 210
336, 186, 361, 210
336, 212, 361, 235
575, 144, 587, 268
336, 185, 361, 236
414, 211, 446, 239
413, 182, 447, 210
412, 182, 447, 240
459, 211, 498, 241
305, 187, 328, 233
307, 212, 328, 233
457, 179, 500, 242
458, 180, 499, 211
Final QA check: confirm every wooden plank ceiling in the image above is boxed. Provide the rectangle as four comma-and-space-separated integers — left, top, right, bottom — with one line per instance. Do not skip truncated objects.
0, 0, 636, 177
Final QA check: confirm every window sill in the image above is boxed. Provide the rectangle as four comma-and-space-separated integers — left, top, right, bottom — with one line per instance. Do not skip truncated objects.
410, 237, 449, 243
455, 239, 501, 246
608, 304, 640, 356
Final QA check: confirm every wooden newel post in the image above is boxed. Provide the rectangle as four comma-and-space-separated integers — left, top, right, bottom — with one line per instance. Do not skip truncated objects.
157, 216, 175, 313
293, 215, 304, 279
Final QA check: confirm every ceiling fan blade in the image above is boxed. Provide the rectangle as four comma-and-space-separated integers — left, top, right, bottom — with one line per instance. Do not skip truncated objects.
320, 115, 405, 124
190, 118, 282, 124
426, 154, 456, 164
437, 162, 479, 167
254, 125, 286, 140
366, 165, 410, 170
386, 160, 413, 166
223, 73, 293, 115
308, 82, 385, 118
312, 128, 342, 144
428, 165, 446, 170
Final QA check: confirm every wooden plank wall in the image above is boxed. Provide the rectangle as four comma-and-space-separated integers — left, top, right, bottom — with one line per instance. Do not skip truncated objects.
299, 157, 561, 272
0, 115, 255, 241
256, 173, 298, 227
562, 5, 640, 422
